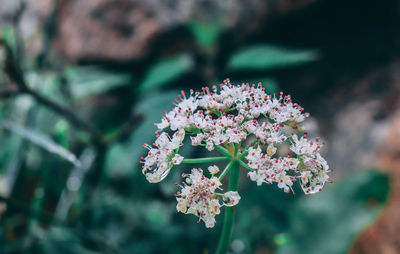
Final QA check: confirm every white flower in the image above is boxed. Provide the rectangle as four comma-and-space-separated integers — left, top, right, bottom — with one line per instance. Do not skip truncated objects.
223, 191, 241, 206
267, 144, 277, 157
290, 135, 323, 156
175, 168, 222, 227
175, 168, 242, 227
208, 165, 220, 175
141, 130, 185, 183
172, 154, 184, 165
142, 79, 330, 208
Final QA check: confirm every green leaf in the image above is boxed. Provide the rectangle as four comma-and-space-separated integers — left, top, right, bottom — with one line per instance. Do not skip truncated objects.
1, 26, 16, 52
65, 66, 131, 100
187, 21, 221, 48
139, 55, 193, 94
37, 227, 101, 254
228, 45, 320, 70
276, 169, 390, 254
1, 120, 81, 167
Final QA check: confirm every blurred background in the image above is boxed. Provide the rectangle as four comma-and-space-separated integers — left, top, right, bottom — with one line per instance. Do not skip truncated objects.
0, 0, 399, 253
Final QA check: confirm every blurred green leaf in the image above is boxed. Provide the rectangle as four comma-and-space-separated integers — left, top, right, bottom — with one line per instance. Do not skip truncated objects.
1, 26, 16, 52
129, 91, 180, 163
105, 91, 178, 177
104, 143, 133, 178
1, 120, 81, 167
53, 120, 70, 148
228, 45, 320, 70
36, 227, 100, 254
65, 66, 131, 100
276, 169, 390, 254
139, 55, 193, 94
187, 22, 221, 48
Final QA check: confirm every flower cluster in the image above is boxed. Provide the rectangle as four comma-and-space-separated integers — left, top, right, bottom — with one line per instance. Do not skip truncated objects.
141, 130, 185, 183
175, 167, 240, 228
140, 79, 331, 227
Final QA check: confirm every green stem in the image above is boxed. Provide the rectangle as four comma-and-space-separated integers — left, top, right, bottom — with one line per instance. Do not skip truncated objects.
216, 148, 240, 254
238, 160, 254, 171
182, 156, 229, 164
218, 161, 233, 181
215, 146, 232, 158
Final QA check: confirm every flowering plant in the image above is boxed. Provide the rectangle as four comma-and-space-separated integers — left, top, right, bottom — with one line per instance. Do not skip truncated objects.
140, 79, 330, 253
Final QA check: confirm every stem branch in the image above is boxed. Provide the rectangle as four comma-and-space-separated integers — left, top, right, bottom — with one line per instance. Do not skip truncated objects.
182, 156, 229, 164
218, 161, 233, 181
215, 145, 232, 158
239, 160, 254, 171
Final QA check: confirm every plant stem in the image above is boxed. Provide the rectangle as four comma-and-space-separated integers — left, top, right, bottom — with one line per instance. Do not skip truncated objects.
239, 160, 254, 171
215, 145, 232, 159
219, 161, 233, 181
216, 148, 240, 254
182, 156, 229, 164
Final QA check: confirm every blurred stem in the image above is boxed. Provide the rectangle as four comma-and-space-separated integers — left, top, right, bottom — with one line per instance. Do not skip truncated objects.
182, 157, 229, 164
216, 146, 240, 254
36, 0, 58, 68
25, 89, 104, 143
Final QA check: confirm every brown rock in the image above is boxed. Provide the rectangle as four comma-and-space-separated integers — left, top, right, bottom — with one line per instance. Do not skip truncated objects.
54, 0, 160, 61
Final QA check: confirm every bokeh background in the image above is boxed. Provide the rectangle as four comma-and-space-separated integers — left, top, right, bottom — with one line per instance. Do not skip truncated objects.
0, 0, 399, 253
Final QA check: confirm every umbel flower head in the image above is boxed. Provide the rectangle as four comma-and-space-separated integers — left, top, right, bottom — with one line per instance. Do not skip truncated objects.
140, 79, 331, 227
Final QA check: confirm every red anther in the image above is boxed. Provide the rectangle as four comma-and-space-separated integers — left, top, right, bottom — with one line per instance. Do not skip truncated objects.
174, 182, 178, 186
181, 90, 185, 96
139, 161, 143, 164
197, 221, 200, 224
304, 131, 308, 135
190, 89, 194, 93
174, 194, 177, 197
281, 138, 285, 141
